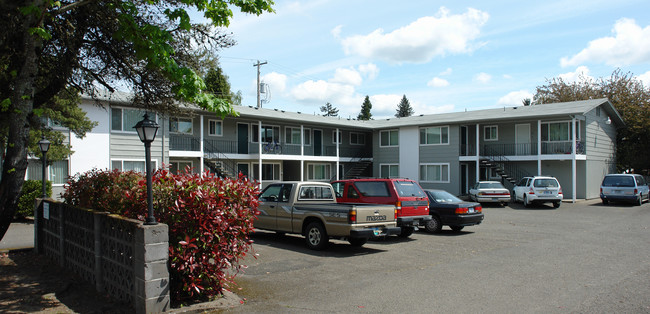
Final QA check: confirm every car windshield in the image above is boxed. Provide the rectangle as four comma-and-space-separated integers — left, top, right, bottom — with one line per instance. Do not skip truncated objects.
602, 176, 635, 187
533, 179, 559, 188
394, 181, 425, 197
478, 182, 505, 189
428, 191, 461, 203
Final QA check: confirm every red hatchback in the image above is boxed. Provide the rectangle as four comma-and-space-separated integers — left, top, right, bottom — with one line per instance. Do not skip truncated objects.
331, 178, 431, 237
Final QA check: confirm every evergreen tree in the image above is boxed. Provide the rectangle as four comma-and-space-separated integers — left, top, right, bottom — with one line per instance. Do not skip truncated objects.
320, 102, 339, 117
522, 98, 532, 106
204, 66, 242, 105
395, 94, 414, 117
357, 96, 373, 120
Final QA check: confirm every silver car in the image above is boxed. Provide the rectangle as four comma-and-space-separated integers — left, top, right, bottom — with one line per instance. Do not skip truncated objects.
469, 181, 510, 206
512, 176, 563, 208
600, 174, 650, 206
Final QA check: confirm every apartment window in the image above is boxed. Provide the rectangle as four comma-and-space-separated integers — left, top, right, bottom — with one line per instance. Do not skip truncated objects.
380, 164, 399, 178
252, 163, 280, 180
111, 160, 158, 173
252, 124, 280, 143
111, 108, 155, 132
27, 159, 69, 185
285, 127, 302, 145
419, 163, 450, 183
332, 130, 342, 144
380, 130, 399, 147
350, 132, 366, 145
308, 164, 331, 180
208, 120, 222, 136
170, 118, 193, 134
541, 121, 581, 141
304, 129, 311, 146
419, 126, 449, 145
484, 125, 498, 141
170, 161, 193, 174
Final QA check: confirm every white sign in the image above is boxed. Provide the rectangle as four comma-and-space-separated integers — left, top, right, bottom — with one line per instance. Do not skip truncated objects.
43, 202, 50, 220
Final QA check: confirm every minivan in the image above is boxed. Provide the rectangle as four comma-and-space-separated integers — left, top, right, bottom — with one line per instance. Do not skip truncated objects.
600, 174, 649, 205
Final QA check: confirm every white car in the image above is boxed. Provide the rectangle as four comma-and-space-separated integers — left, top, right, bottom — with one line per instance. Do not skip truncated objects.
512, 176, 563, 208
469, 181, 510, 206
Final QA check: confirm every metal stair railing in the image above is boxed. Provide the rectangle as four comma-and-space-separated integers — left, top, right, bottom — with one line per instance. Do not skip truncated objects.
482, 145, 534, 190
203, 139, 238, 178
342, 151, 373, 179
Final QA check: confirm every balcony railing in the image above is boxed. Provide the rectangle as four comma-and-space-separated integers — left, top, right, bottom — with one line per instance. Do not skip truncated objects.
460, 140, 586, 157
170, 136, 200, 151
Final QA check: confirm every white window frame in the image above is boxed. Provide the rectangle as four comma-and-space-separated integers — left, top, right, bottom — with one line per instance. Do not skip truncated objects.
111, 107, 157, 133
419, 126, 449, 146
303, 128, 311, 146
332, 130, 342, 144
111, 159, 158, 173
419, 163, 450, 183
26, 158, 69, 185
252, 124, 281, 143
170, 117, 193, 135
380, 129, 399, 147
541, 120, 581, 142
208, 119, 223, 136
350, 132, 366, 145
380, 164, 399, 178
307, 163, 331, 181
170, 160, 193, 174
252, 162, 281, 181
484, 125, 498, 141
285, 127, 303, 145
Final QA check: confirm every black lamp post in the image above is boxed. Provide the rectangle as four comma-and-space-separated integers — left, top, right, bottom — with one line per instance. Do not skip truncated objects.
38, 136, 50, 198
133, 113, 160, 225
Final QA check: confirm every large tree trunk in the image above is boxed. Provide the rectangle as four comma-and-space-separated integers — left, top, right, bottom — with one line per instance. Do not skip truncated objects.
0, 9, 42, 241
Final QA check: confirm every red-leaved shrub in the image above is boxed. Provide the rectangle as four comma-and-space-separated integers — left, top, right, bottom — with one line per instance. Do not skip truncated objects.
63, 167, 259, 303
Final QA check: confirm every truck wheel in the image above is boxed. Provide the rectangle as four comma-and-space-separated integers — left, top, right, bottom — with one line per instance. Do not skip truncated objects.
348, 237, 367, 247
553, 202, 561, 208
305, 222, 328, 250
450, 225, 464, 232
398, 226, 414, 237
424, 216, 442, 233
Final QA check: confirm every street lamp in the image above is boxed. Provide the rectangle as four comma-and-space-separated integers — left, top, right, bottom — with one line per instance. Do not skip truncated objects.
38, 136, 50, 199
133, 113, 160, 225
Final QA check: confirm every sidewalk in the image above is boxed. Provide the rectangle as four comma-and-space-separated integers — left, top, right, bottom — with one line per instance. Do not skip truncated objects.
0, 220, 34, 252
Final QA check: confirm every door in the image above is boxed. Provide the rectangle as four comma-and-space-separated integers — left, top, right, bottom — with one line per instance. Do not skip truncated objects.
314, 130, 322, 156
460, 126, 468, 156
237, 123, 249, 154
515, 124, 531, 155
256, 183, 293, 231
237, 163, 249, 178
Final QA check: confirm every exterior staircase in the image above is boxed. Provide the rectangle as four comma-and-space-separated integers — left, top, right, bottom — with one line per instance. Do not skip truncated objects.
203, 139, 238, 179
203, 159, 235, 179
343, 160, 372, 178
481, 146, 534, 190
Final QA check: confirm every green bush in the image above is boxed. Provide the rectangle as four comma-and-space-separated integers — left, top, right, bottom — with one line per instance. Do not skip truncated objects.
16, 180, 51, 219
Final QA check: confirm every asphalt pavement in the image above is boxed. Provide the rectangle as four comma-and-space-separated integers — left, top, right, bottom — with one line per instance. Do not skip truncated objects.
0, 220, 34, 252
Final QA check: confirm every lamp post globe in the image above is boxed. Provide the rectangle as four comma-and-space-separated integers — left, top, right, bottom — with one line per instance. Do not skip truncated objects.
133, 113, 160, 225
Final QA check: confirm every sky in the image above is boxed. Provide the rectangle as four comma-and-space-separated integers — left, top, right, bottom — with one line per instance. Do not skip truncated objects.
196, 0, 650, 119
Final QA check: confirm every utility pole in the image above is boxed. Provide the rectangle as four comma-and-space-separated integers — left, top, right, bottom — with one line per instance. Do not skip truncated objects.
254, 60, 267, 108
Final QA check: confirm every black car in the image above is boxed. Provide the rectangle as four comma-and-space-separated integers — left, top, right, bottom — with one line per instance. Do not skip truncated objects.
422, 189, 484, 233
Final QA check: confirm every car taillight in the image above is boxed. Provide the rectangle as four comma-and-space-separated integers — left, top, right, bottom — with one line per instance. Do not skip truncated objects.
349, 209, 357, 223
528, 187, 535, 195
456, 207, 469, 214
600, 188, 603, 193
634, 188, 638, 194
476, 206, 482, 213
395, 201, 402, 210
394, 208, 398, 219
559, 188, 563, 195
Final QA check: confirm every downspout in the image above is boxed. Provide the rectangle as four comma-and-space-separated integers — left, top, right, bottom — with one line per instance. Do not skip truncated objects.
571, 116, 577, 203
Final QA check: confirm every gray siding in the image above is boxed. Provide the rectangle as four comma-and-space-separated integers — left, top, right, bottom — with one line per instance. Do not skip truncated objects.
584, 106, 617, 199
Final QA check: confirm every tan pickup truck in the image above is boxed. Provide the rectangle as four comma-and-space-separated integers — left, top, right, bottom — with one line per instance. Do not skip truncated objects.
256, 181, 401, 250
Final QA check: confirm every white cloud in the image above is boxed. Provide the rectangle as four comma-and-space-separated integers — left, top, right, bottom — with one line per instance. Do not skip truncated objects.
637, 71, 650, 87
290, 80, 356, 104
331, 68, 363, 86
339, 7, 488, 63
331, 25, 343, 38
558, 66, 593, 83
502, 74, 512, 79
497, 90, 534, 106
261, 72, 288, 93
474, 72, 492, 83
358, 63, 379, 80
561, 18, 650, 67
427, 77, 450, 87
439, 68, 453, 76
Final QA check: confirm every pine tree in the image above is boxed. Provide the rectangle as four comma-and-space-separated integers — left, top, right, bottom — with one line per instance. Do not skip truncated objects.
395, 94, 414, 117
320, 102, 339, 117
357, 96, 373, 120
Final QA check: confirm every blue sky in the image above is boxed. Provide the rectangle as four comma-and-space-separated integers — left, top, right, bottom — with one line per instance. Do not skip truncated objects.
200, 0, 650, 119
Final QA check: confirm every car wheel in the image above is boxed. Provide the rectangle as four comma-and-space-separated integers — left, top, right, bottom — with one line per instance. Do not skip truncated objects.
511, 193, 517, 204
553, 202, 561, 208
399, 226, 414, 237
637, 194, 643, 206
424, 216, 442, 233
523, 194, 530, 208
305, 222, 328, 250
348, 237, 367, 247
602, 198, 608, 205
450, 225, 464, 232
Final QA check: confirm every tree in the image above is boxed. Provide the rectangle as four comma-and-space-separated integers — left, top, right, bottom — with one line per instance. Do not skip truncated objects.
534, 69, 650, 173
522, 98, 532, 106
357, 96, 373, 120
320, 102, 339, 117
395, 94, 414, 117
204, 65, 242, 106
0, 0, 274, 241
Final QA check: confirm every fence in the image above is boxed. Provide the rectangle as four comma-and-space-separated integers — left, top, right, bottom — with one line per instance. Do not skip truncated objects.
34, 199, 170, 313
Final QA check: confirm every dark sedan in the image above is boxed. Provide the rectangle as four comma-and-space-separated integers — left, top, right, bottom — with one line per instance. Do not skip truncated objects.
422, 189, 484, 233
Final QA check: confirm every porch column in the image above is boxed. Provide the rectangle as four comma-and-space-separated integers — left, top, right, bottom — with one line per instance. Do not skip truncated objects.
571, 117, 577, 203
537, 120, 542, 176
475, 124, 480, 182
336, 128, 340, 181
300, 125, 304, 181
258, 120, 263, 188
200, 116, 204, 173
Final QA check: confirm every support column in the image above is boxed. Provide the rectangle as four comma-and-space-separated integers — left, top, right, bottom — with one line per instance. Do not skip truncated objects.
134, 223, 170, 314
300, 125, 305, 181
571, 117, 577, 203
200, 116, 204, 173
258, 120, 263, 188
475, 124, 480, 182
537, 120, 542, 176
336, 128, 340, 181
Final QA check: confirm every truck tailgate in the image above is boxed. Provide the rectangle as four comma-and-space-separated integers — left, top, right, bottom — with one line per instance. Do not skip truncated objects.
350, 204, 395, 224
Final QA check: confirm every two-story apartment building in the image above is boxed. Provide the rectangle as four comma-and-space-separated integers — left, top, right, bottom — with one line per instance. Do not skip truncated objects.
24, 94, 623, 202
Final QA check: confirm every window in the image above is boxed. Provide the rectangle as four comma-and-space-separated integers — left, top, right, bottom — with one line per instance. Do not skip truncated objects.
332, 130, 342, 144
419, 163, 450, 183
541, 121, 581, 141
111, 160, 157, 173
308, 164, 331, 180
111, 108, 155, 132
252, 163, 280, 180
350, 132, 366, 145
298, 186, 333, 200
285, 127, 307, 145
252, 124, 280, 143
354, 181, 390, 197
170, 161, 193, 174
208, 120, 222, 136
27, 159, 69, 185
484, 125, 498, 141
380, 164, 399, 178
304, 129, 311, 146
170, 118, 193, 134
380, 130, 399, 147
419, 126, 449, 145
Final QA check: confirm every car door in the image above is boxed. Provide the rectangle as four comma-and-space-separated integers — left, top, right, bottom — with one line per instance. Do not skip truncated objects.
513, 178, 529, 201
469, 183, 479, 201
257, 183, 292, 230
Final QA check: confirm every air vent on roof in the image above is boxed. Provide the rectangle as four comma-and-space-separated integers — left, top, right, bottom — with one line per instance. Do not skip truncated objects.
274, 109, 278, 111
297, 111, 301, 114
281, 110, 285, 113
420, 114, 424, 116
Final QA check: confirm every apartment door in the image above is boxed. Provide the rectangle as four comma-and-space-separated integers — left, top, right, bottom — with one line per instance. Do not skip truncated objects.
515, 124, 531, 155
237, 163, 249, 178
460, 126, 468, 156
314, 130, 322, 156
237, 123, 248, 154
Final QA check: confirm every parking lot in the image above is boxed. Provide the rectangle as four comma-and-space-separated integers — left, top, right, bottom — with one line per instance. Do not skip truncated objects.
228, 200, 650, 313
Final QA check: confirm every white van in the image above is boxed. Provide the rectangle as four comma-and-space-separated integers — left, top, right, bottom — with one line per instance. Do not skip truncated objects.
600, 174, 649, 206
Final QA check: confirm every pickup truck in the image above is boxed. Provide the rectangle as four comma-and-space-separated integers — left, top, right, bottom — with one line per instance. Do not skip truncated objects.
255, 181, 401, 250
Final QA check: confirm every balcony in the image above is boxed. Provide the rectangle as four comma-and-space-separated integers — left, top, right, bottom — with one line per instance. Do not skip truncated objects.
460, 140, 586, 157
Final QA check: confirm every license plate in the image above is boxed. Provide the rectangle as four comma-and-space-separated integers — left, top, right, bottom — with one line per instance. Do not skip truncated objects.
544, 191, 553, 194
468, 208, 475, 213
492, 198, 498, 201
373, 228, 382, 236
615, 190, 622, 194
